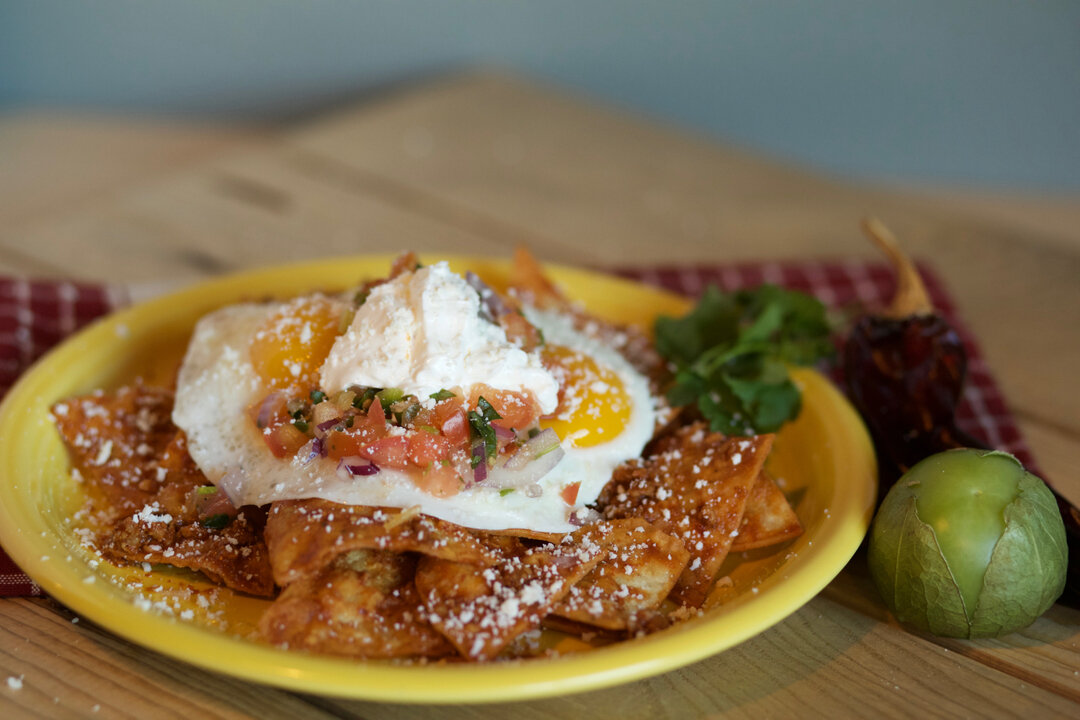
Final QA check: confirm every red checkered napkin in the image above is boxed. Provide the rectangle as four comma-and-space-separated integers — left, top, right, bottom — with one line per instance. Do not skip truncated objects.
0, 263, 1035, 597
0, 279, 127, 596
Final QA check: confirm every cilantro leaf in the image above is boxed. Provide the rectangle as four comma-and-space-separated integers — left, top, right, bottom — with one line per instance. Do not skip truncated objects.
655, 284, 833, 434
468, 396, 503, 461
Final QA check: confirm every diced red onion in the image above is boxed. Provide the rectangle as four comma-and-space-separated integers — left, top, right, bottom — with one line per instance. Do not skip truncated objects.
316, 415, 344, 433
472, 443, 488, 484
465, 271, 512, 322
492, 424, 516, 443
299, 438, 323, 465
336, 456, 380, 477
255, 391, 284, 429
485, 443, 565, 491
504, 428, 560, 471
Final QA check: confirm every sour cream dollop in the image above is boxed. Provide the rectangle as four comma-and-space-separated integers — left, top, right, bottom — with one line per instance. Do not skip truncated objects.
319, 262, 558, 413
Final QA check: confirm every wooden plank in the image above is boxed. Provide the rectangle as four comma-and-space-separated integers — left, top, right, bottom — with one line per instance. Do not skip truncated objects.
313, 596, 1079, 719
824, 563, 1080, 701
0, 112, 263, 233
0, 147, 510, 284
0, 598, 332, 720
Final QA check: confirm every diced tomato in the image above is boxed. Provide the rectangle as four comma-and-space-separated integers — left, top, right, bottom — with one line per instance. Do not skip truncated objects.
324, 429, 364, 460
407, 430, 450, 465
323, 399, 388, 460
560, 482, 581, 506
360, 435, 410, 469
266, 422, 309, 458
360, 397, 389, 432
413, 463, 463, 498
439, 410, 469, 446
468, 385, 540, 431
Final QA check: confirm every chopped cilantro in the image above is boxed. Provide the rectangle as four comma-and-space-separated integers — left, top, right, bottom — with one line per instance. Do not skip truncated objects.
292, 418, 310, 433
309, 390, 326, 404
429, 389, 456, 402
336, 307, 355, 335
353, 387, 378, 410
469, 440, 487, 468
500, 488, 515, 497
200, 514, 231, 530
468, 396, 502, 461
196, 485, 218, 496
654, 284, 833, 434
475, 396, 502, 423
377, 387, 405, 405
396, 401, 422, 426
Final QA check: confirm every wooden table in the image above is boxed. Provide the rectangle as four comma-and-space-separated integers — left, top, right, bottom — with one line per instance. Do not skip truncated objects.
2, 72, 1078, 719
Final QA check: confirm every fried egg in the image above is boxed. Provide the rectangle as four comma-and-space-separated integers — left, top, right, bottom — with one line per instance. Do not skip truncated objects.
172, 266, 658, 532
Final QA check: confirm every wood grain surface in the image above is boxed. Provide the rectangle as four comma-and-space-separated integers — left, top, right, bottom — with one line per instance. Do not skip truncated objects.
1, 71, 1077, 719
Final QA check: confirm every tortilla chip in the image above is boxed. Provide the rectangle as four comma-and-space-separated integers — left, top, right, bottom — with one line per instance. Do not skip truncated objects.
259, 550, 453, 659
730, 472, 803, 552
510, 246, 567, 309
52, 386, 183, 517
100, 506, 274, 597
483, 527, 566, 543
265, 499, 499, 587
54, 387, 274, 596
598, 422, 773, 607
551, 518, 690, 631
414, 529, 606, 660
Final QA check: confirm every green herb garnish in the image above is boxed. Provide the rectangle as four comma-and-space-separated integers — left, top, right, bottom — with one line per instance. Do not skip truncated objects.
377, 387, 405, 405
500, 488, 515, 497
468, 396, 503, 461
429, 389, 456, 402
309, 390, 326, 404
353, 387, 379, 410
654, 284, 833, 434
200, 514, 231, 530
292, 419, 310, 433
396, 401, 422, 426
196, 485, 218, 496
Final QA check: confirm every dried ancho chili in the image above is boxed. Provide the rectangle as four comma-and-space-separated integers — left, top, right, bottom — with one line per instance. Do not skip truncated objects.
843, 218, 1079, 607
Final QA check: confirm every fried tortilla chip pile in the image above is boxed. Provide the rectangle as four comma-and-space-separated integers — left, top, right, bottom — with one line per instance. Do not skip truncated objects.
53, 387, 273, 597
51, 252, 805, 662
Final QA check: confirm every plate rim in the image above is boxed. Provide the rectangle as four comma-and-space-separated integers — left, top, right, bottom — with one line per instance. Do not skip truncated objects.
0, 255, 877, 703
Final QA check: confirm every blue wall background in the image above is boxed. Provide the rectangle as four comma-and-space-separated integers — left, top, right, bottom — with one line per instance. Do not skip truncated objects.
2, 1, 1078, 190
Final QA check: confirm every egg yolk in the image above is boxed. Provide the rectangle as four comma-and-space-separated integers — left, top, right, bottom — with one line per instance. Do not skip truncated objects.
540, 344, 631, 447
249, 297, 342, 391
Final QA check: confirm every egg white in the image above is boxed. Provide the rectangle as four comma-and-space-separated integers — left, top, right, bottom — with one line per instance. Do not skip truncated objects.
172, 299, 657, 533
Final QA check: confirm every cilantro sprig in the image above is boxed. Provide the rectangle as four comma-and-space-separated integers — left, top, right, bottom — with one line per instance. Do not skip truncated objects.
468, 397, 503, 466
655, 284, 833, 435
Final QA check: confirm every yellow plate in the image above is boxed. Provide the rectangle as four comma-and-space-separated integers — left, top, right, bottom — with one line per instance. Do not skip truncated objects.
0, 256, 876, 703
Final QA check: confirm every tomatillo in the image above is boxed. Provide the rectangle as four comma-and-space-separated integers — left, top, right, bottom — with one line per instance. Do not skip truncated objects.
868, 449, 1067, 638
